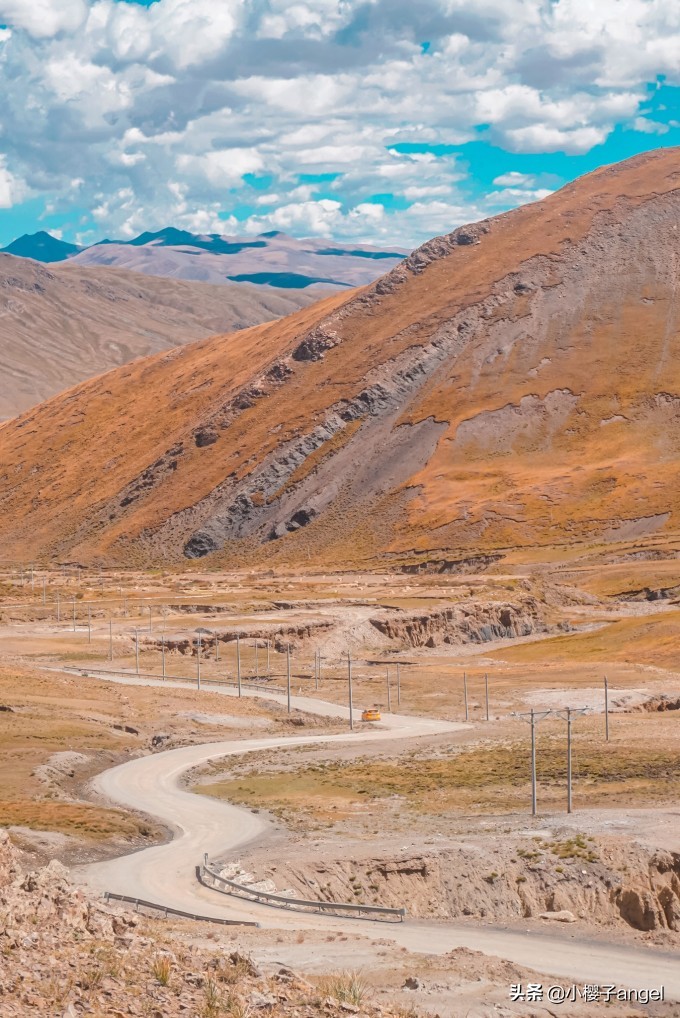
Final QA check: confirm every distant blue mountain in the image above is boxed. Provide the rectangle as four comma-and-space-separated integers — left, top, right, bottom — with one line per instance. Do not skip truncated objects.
315, 247, 406, 259
123, 228, 267, 256
1, 231, 81, 263
1, 226, 408, 289
226, 272, 351, 289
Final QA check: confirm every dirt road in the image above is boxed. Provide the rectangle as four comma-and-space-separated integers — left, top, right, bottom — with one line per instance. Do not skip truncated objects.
75, 670, 680, 998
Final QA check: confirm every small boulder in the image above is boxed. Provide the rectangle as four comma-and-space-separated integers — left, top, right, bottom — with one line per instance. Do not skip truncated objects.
539, 910, 577, 923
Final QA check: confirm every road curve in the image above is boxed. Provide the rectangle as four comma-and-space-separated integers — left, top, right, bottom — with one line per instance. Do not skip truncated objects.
74, 671, 680, 998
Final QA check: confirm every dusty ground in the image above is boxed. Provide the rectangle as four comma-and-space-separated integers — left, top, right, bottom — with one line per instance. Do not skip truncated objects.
0, 557, 678, 1015
0, 661, 340, 864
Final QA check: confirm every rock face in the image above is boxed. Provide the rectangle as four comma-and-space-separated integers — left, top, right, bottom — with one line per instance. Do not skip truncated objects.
369, 595, 551, 648
266, 838, 680, 933
0, 830, 115, 943
2, 148, 680, 566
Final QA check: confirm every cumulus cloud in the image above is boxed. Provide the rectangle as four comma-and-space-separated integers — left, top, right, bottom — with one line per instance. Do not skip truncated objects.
0, 0, 677, 245
0, 156, 27, 208
492, 171, 536, 187
0, 0, 87, 38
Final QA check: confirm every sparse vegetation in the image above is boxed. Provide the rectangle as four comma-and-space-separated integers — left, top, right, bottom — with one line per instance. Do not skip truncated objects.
541, 835, 600, 862
196, 722, 680, 823
317, 970, 370, 1007
152, 953, 173, 986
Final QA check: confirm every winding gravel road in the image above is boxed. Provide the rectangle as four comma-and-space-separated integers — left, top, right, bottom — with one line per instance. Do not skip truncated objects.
75, 671, 680, 998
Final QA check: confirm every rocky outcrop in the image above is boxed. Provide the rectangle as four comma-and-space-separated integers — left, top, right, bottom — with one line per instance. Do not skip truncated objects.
0, 831, 409, 1018
369, 596, 555, 648
261, 838, 680, 933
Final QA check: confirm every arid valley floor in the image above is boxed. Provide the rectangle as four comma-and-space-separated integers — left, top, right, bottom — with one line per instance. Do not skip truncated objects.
1, 540, 679, 1017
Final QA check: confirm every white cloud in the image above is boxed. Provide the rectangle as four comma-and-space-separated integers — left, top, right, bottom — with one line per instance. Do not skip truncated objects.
492, 171, 536, 187
95, 0, 244, 71
487, 186, 554, 206
502, 125, 609, 154
0, 0, 678, 246
0, 156, 27, 208
0, 0, 87, 39
177, 149, 265, 186
633, 116, 669, 134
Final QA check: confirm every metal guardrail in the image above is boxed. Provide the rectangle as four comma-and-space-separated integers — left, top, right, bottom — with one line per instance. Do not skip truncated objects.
199, 860, 406, 923
66, 665, 285, 696
103, 886, 260, 927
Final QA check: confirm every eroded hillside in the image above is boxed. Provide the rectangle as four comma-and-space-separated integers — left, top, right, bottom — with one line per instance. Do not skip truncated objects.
1, 148, 679, 566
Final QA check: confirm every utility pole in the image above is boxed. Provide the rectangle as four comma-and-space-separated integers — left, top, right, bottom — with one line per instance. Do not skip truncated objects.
255, 641, 259, 679
148, 606, 152, 633
314, 650, 319, 691
197, 632, 201, 689
513, 709, 551, 816
72, 596, 76, 632
386, 665, 391, 712
530, 709, 537, 816
237, 634, 242, 698
463, 671, 469, 721
286, 643, 291, 713
554, 707, 588, 813
604, 676, 610, 742
214, 633, 219, 663
161, 633, 166, 679
108, 620, 113, 661
135, 628, 140, 675
485, 672, 490, 721
396, 662, 401, 707
266, 639, 270, 675
87, 607, 91, 644
347, 651, 354, 731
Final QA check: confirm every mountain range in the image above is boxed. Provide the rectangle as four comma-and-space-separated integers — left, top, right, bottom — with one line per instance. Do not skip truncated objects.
1, 149, 678, 568
1, 228, 407, 290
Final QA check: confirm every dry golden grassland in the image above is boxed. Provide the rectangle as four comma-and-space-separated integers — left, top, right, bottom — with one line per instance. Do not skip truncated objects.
487, 609, 680, 671
0, 665, 149, 841
0, 662, 275, 843
195, 712, 680, 828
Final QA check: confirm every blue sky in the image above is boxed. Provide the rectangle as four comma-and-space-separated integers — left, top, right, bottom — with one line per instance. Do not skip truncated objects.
0, 0, 679, 249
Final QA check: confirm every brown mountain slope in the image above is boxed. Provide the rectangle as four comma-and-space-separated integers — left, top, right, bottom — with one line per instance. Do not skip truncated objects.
0, 257, 320, 419
1, 148, 679, 568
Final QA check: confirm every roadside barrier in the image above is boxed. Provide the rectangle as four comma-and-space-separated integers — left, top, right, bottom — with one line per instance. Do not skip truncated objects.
199, 858, 406, 923
103, 887, 260, 926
